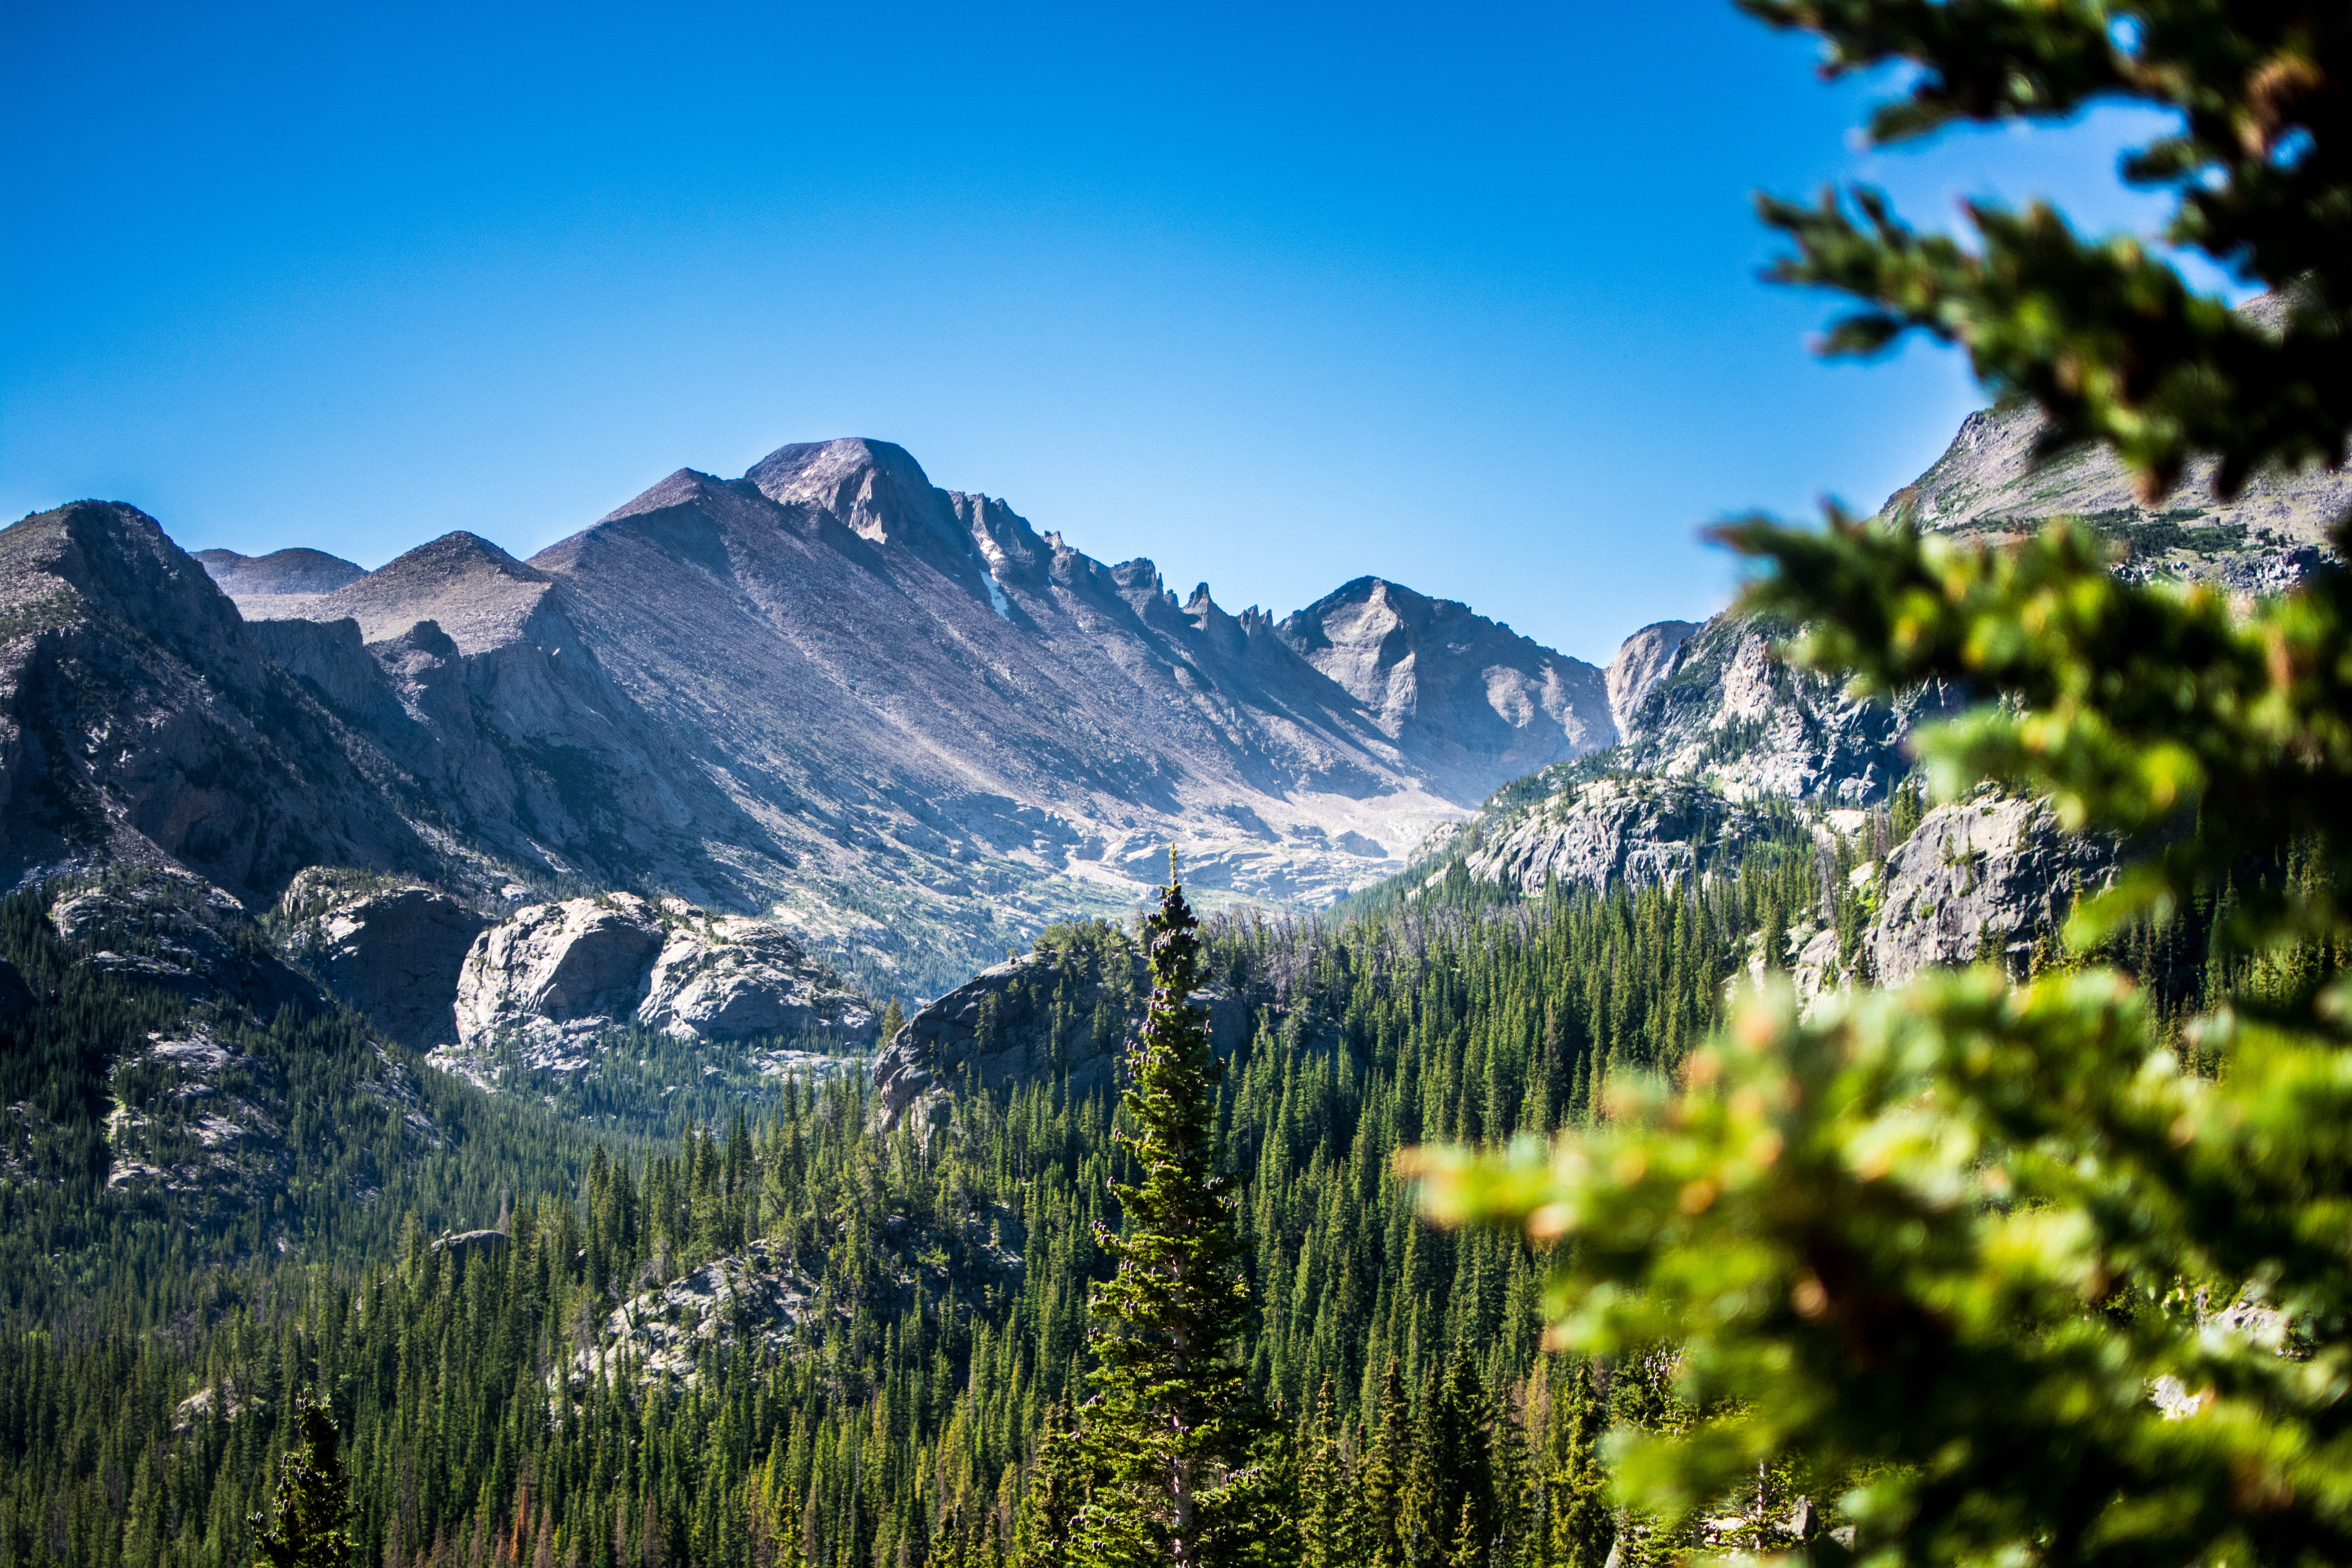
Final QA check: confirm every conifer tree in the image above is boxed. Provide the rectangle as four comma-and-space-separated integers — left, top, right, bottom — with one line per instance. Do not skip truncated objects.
249, 1401, 353, 1568
1544, 1369, 1610, 1568
1361, 1357, 1412, 1568
1067, 864, 1270, 1567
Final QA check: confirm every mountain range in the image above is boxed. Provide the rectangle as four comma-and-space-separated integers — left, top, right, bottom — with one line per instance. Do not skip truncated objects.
4, 438, 1670, 995
8, 381, 2344, 1000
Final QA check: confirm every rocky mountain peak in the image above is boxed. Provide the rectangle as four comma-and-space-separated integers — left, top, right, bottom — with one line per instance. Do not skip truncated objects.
195, 546, 365, 597
598, 468, 742, 524
1884, 292, 2348, 591
307, 531, 555, 651
1275, 576, 1616, 799
7, 502, 259, 681
0, 503, 436, 903
742, 438, 947, 544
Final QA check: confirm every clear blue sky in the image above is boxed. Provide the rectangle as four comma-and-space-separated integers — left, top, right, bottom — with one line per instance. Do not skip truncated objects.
2, 1, 2216, 663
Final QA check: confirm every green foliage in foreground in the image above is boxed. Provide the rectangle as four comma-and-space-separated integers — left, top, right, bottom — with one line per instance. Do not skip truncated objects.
1741, 0, 2352, 499
1418, 7, 2352, 1565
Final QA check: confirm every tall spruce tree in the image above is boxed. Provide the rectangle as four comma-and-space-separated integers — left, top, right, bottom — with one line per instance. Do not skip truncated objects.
249, 1401, 353, 1568
1067, 864, 1272, 1567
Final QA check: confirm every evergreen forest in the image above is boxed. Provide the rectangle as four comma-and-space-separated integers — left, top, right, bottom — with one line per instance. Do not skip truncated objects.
0, 795, 2295, 1568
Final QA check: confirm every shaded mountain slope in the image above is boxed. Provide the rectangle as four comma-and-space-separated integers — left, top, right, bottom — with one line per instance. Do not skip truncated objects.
0, 503, 438, 907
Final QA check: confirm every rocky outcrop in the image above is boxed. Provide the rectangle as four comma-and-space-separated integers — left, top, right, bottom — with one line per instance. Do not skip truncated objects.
1613, 617, 1959, 807
640, 916, 874, 1042
1865, 796, 2114, 986
428, 1228, 510, 1259
449, 894, 873, 1068
572, 1241, 820, 1385
1604, 620, 1699, 736
277, 871, 486, 1047
871, 920, 1253, 1131
1459, 777, 1754, 897
12, 869, 444, 1235
569, 1215, 1025, 1387
454, 894, 666, 1052
100, 1024, 294, 1203
48, 868, 326, 1018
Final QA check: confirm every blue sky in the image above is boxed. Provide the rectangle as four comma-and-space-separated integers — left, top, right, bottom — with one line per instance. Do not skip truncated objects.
2, 2, 2219, 662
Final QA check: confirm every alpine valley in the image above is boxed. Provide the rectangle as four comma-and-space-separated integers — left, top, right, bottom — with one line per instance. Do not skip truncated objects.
0, 404, 2342, 1568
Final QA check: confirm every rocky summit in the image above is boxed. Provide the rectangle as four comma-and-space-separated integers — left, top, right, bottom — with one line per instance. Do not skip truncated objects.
4, 439, 1640, 994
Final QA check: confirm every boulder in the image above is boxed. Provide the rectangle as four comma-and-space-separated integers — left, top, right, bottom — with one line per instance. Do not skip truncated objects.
1866, 796, 2114, 986
429, 1228, 510, 1261
638, 916, 875, 1042
278, 872, 486, 1047
454, 894, 665, 1050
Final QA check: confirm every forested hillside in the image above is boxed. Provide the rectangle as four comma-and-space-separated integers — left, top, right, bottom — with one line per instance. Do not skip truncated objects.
0, 785, 2281, 1568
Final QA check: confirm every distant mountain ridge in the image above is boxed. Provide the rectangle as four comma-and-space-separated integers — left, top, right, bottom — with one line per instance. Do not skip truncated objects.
5, 438, 1642, 993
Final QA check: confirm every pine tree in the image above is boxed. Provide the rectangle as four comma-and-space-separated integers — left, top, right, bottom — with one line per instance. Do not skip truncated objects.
249, 1401, 354, 1568
1443, 1501, 1481, 1568
1544, 1369, 1610, 1568
1067, 864, 1271, 1568
879, 996, 907, 1043
1015, 1407, 1083, 1568
1299, 1380, 1361, 1568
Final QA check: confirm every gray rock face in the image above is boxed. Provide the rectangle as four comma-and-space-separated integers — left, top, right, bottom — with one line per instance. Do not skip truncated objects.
448, 894, 872, 1067
1865, 797, 2114, 986
428, 1228, 511, 1259
455, 894, 666, 1050
569, 1217, 1024, 1388
1893, 401, 2352, 557
277, 871, 486, 1048
1277, 576, 1617, 801
0, 503, 438, 907
1460, 777, 1753, 897
1604, 620, 1699, 737
871, 922, 1252, 1130
99, 1024, 293, 1203
17, 870, 442, 1234
1886, 301, 2347, 587
640, 917, 875, 1042
1613, 616, 1959, 807
574, 1240, 820, 1386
